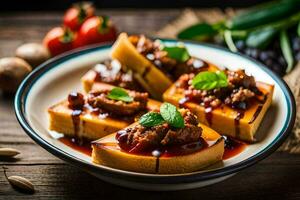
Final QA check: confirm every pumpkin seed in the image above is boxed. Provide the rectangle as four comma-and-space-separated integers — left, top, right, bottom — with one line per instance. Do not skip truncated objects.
3, 169, 35, 194
0, 148, 20, 157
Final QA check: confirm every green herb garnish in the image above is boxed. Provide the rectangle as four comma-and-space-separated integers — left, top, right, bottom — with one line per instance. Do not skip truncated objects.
107, 87, 133, 102
192, 71, 228, 90
139, 112, 165, 127
163, 45, 190, 62
160, 103, 184, 128
139, 103, 184, 128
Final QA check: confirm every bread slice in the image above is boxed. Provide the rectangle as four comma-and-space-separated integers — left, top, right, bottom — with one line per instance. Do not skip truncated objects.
110, 33, 173, 100
163, 75, 274, 142
81, 69, 97, 93
92, 124, 224, 174
48, 83, 161, 140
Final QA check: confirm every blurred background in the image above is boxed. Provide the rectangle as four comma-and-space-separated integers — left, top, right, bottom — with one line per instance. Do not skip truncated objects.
1, 0, 271, 11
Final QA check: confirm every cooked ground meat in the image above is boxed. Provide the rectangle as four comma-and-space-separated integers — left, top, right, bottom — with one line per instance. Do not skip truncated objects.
87, 89, 148, 116
128, 35, 207, 80
226, 69, 256, 89
93, 59, 143, 91
178, 69, 261, 110
116, 109, 202, 153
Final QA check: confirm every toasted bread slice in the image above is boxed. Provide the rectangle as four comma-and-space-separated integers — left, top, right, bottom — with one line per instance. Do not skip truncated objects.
81, 69, 97, 93
48, 83, 161, 140
92, 124, 224, 174
110, 33, 172, 100
163, 77, 274, 142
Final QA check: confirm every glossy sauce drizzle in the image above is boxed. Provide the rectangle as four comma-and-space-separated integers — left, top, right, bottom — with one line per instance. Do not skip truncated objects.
234, 110, 245, 138
59, 137, 92, 156
223, 136, 247, 160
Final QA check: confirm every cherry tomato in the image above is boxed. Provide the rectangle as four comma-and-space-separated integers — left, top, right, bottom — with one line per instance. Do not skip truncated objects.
63, 2, 95, 31
43, 27, 76, 56
77, 16, 117, 47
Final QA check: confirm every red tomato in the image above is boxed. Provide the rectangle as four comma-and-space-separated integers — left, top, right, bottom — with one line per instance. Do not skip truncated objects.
63, 2, 95, 31
43, 27, 77, 56
77, 16, 117, 47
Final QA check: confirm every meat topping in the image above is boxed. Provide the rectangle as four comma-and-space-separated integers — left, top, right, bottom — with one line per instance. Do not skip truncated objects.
93, 59, 143, 91
178, 69, 261, 110
116, 109, 202, 153
128, 35, 208, 80
87, 89, 148, 116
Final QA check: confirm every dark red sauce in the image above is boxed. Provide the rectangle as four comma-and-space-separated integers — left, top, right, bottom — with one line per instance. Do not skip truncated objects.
248, 105, 263, 124
71, 110, 82, 138
223, 136, 247, 160
204, 105, 213, 126
234, 110, 245, 138
59, 135, 246, 162
59, 137, 92, 156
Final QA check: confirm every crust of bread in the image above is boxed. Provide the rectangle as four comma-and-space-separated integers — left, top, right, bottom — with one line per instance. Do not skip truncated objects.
163, 70, 274, 142
110, 33, 173, 100
92, 124, 224, 174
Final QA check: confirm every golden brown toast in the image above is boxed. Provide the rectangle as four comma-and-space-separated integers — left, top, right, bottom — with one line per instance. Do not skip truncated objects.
163, 71, 274, 142
92, 124, 224, 174
48, 83, 161, 140
110, 33, 173, 100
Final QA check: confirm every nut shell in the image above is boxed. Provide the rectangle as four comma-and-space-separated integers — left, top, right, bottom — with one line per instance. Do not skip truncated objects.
0, 57, 32, 93
15, 43, 50, 68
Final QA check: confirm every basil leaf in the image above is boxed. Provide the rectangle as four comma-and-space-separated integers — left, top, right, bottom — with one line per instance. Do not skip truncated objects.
163, 45, 190, 62
192, 71, 228, 90
160, 103, 184, 128
107, 87, 133, 102
177, 23, 218, 41
280, 30, 294, 73
139, 112, 165, 127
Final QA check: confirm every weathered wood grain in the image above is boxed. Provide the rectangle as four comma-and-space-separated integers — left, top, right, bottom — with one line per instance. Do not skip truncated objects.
0, 10, 299, 199
1, 153, 300, 200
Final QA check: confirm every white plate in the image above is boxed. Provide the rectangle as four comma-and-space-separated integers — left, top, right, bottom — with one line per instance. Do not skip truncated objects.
15, 41, 296, 191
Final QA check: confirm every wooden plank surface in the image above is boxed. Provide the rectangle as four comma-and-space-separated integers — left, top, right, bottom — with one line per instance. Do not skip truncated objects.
0, 9, 300, 199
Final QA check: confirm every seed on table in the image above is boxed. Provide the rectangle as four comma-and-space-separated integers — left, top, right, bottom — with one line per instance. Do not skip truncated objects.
0, 148, 20, 157
3, 168, 35, 194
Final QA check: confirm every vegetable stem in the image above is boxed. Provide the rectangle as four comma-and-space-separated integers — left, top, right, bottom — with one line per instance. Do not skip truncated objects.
224, 30, 238, 52
298, 21, 300, 37
280, 30, 294, 73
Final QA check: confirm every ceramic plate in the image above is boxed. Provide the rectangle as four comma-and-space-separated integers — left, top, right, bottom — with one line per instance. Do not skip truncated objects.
15, 40, 296, 191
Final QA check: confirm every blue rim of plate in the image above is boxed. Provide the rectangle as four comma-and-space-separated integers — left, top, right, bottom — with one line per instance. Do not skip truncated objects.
14, 40, 296, 184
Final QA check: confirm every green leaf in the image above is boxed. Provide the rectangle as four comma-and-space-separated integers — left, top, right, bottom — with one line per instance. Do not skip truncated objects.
192, 71, 228, 90
280, 30, 294, 73
106, 87, 133, 102
160, 103, 184, 128
177, 23, 218, 41
139, 112, 165, 127
246, 27, 277, 49
162, 45, 190, 62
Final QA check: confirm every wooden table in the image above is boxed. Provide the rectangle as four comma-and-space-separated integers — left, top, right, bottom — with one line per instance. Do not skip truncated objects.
1, 10, 300, 199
